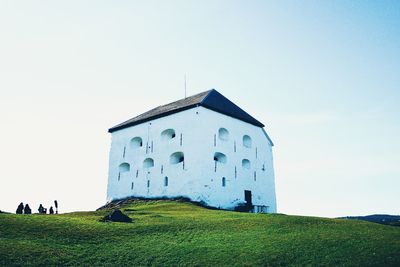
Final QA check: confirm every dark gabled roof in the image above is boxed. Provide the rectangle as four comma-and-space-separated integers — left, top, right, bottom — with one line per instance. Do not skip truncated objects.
108, 89, 264, 133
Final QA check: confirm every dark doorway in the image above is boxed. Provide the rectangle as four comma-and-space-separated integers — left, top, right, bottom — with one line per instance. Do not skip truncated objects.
244, 190, 252, 205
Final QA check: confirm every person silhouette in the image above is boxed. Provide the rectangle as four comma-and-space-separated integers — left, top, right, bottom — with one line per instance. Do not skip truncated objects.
16, 202, 24, 214
54, 200, 58, 214
24, 204, 32, 214
38, 204, 44, 214
49, 206, 54, 214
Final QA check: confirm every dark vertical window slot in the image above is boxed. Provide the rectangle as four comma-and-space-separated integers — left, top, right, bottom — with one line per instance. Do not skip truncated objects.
146, 142, 149, 154
254, 171, 257, 181
131, 182, 134, 189
161, 165, 163, 174
235, 166, 237, 178
147, 180, 150, 188
180, 133, 183, 146
151, 141, 154, 153
123, 146, 126, 158
183, 160, 185, 170
118, 172, 120, 181
136, 170, 139, 178
214, 161, 217, 172
234, 141, 236, 152
214, 134, 216, 147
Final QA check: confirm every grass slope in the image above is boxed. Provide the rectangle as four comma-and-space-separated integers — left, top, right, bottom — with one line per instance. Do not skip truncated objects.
1, 200, 399, 266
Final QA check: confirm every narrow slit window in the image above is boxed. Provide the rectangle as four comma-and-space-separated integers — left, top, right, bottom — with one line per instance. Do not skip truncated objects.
131, 182, 134, 190
136, 170, 139, 178
222, 177, 226, 187
214, 134, 216, 147
180, 133, 183, 146
123, 146, 126, 158
254, 171, 257, 181
235, 166, 237, 178
161, 165, 163, 174
147, 180, 150, 188
118, 172, 120, 181
151, 141, 153, 153
164, 176, 168, 187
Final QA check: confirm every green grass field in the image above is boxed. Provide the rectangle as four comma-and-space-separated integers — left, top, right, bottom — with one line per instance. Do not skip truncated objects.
1, 200, 399, 266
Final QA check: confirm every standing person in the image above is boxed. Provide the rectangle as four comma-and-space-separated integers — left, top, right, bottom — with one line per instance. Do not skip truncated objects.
16, 202, 24, 214
24, 204, 32, 214
49, 206, 54, 214
38, 204, 44, 214
54, 200, 58, 214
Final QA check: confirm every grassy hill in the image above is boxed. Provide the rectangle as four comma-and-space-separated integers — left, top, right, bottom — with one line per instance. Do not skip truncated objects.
1, 200, 399, 266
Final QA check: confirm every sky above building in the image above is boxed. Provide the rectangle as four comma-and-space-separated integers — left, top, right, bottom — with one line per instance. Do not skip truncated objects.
0, 1, 399, 217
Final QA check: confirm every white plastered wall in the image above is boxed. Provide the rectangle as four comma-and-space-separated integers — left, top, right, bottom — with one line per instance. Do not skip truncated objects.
107, 106, 277, 212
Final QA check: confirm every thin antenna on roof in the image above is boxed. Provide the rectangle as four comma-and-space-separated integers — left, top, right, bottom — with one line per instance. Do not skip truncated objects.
184, 74, 187, 99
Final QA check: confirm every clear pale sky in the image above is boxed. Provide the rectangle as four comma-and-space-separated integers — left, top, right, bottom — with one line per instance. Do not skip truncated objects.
0, 1, 399, 217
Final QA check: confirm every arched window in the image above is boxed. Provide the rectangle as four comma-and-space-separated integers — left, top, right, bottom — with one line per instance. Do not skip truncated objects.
242, 159, 250, 169
119, 163, 130, 172
170, 152, 184, 164
161, 129, 176, 141
130, 137, 143, 149
218, 128, 229, 141
243, 135, 252, 148
164, 176, 168, 187
222, 177, 226, 187
214, 152, 227, 164
143, 158, 154, 168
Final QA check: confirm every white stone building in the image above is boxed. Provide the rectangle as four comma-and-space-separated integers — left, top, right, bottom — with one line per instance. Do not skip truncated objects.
107, 89, 277, 213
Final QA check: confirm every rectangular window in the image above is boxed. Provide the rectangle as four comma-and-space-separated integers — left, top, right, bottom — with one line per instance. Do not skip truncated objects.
118, 172, 120, 181
214, 134, 216, 147
147, 180, 150, 188
254, 171, 257, 181
161, 165, 163, 174
151, 141, 153, 153
131, 182, 134, 190
235, 166, 237, 178
180, 133, 183, 146
234, 141, 236, 152
136, 170, 139, 178
123, 146, 126, 158
214, 161, 217, 172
